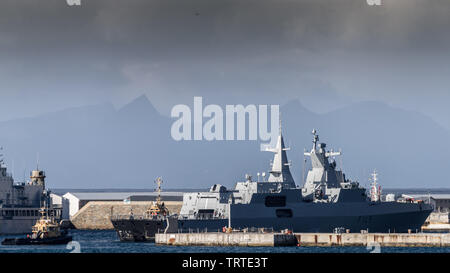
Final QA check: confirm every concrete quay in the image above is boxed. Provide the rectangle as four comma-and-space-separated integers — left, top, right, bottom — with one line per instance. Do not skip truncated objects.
155, 232, 450, 247
155, 232, 298, 247
295, 233, 450, 247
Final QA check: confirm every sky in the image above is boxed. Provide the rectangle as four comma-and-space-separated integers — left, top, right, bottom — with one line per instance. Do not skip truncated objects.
0, 0, 449, 131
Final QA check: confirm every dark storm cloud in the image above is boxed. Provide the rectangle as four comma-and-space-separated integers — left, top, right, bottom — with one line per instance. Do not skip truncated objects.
1, 0, 450, 58
0, 0, 449, 127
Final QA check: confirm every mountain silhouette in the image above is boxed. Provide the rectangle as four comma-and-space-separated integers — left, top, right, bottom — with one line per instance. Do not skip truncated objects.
0, 95, 448, 190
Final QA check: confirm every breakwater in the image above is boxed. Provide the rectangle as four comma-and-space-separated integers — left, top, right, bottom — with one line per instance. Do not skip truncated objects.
70, 201, 182, 229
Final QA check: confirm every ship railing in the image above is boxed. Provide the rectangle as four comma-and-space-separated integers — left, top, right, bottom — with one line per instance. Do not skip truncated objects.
111, 214, 153, 220
179, 215, 228, 220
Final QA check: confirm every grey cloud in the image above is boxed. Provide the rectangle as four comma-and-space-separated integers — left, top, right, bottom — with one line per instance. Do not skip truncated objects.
0, 0, 449, 130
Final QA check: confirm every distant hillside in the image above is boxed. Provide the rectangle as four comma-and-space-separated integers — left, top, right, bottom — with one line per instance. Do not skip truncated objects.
0, 95, 448, 189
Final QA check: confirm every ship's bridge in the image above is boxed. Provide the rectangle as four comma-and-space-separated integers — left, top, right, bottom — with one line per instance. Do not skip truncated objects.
302, 130, 364, 203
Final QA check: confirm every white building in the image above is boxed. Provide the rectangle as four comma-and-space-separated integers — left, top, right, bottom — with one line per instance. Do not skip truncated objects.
50, 193, 70, 219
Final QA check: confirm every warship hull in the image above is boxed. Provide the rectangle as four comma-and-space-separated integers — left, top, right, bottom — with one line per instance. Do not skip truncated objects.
178, 210, 431, 233
0, 218, 39, 235
111, 217, 178, 242
111, 218, 165, 242
112, 202, 432, 242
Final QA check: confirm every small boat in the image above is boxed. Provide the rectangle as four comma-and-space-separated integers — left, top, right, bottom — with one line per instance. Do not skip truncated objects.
2, 205, 72, 245
111, 177, 174, 242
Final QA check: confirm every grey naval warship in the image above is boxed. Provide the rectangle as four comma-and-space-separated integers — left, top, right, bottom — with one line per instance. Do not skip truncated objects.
0, 151, 61, 234
111, 129, 433, 241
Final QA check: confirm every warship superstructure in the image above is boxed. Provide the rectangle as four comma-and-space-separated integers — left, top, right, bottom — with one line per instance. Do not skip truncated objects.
0, 150, 61, 234
112, 128, 433, 241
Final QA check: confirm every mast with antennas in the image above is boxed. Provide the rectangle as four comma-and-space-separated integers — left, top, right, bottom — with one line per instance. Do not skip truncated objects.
369, 170, 381, 202
302, 148, 306, 185
155, 177, 163, 205
263, 117, 295, 187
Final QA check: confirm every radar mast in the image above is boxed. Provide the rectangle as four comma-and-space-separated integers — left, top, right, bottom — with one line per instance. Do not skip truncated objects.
370, 170, 381, 202
264, 118, 295, 187
155, 177, 163, 206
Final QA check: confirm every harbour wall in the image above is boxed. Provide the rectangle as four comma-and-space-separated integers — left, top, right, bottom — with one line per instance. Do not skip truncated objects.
295, 233, 450, 247
70, 201, 182, 229
155, 232, 297, 247
155, 232, 450, 247
294, 233, 450, 247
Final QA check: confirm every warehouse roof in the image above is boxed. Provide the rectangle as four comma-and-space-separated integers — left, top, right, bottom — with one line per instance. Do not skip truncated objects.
63, 191, 185, 201
409, 194, 450, 200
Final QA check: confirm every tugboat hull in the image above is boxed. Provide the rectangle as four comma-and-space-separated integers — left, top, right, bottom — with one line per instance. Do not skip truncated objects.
111, 219, 163, 242
1, 235, 72, 245
111, 217, 178, 242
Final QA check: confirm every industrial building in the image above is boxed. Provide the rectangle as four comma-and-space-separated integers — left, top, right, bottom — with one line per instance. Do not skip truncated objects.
429, 195, 450, 213
50, 193, 70, 219
409, 194, 450, 212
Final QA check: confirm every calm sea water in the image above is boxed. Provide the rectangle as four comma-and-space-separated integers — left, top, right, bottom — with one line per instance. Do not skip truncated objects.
1, 230, 450, 253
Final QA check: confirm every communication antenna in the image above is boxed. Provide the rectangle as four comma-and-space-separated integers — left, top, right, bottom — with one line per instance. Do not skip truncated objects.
257, 172, 260, 182
339, 148, 344, 181
302, 148, 306, 185
36, 152, 40, 171
262, 172, 266, 182
245, 174, 252, 182
154, 177, 163, 205
0, 146, 4, 166
312, 129, 318, 150
369, 170, 381, 202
